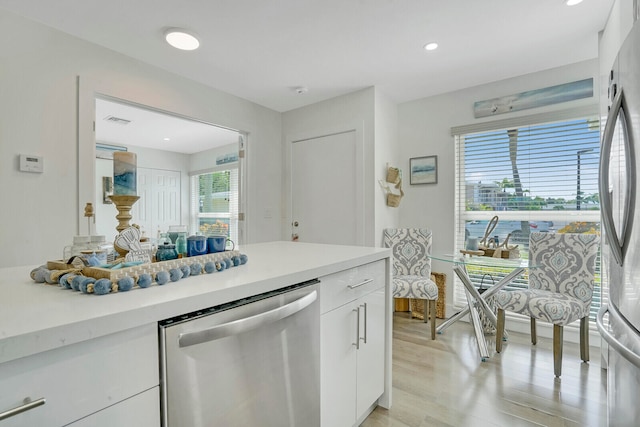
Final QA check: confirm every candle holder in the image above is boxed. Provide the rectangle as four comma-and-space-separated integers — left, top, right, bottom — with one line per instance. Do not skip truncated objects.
108, 194, 140, 257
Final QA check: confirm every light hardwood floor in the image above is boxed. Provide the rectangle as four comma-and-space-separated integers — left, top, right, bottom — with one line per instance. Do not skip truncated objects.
362, 312, 607, 427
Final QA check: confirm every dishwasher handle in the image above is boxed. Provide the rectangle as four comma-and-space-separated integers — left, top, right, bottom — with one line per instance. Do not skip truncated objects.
178, 289, 318, 348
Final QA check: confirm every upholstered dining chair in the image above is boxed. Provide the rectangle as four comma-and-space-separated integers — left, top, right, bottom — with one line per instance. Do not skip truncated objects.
383, 228, 439, 339
494, 232, 600, 377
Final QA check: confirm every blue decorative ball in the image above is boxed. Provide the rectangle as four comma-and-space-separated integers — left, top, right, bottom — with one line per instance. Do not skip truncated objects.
204, 261, 216, 274
94, 278, 112, 295
240, 254, 248, 265
80, 277, 96, 293
180, 264, 191, 278
34, 268, 50, 283
30, 265, 46, 281
44, 271, 57, 284
118, 276, 135, 292
223, 258, 232, 269
232, 256, 241, 267
71, 275, 85, 291
59, 273, 72, 289
137, 273, 152, 288
156, 271, 170, 285
190, 263, 202, 275
169, 268, 183, 282
216, 261, 226, 272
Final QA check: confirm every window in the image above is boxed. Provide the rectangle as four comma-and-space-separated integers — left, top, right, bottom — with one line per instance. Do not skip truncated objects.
190, 166, 239, 243
453, 109, 603, 321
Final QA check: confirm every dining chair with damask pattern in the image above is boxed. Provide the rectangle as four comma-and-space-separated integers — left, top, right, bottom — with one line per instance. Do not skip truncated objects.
494, 232, 600, 377
383, 228, 439, 339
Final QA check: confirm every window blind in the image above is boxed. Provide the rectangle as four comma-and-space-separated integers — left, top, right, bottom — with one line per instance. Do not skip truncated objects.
190, 164, 239, 244
453, 114, 603, 322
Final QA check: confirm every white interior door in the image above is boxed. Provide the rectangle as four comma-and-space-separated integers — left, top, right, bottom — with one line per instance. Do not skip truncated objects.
291, 131, 362, 245
151, 169, 180, 232
132, 167, 180, 238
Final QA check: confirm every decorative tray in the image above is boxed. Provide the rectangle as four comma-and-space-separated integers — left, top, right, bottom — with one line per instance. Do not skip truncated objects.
48, 251, 241, 281
34, 250, 246, 296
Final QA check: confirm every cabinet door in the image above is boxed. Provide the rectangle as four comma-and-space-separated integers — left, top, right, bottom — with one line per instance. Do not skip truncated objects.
68, 387, 160, 427
321, 301, 358, 427
0, 324, 158, 427
356, 287, 386, 418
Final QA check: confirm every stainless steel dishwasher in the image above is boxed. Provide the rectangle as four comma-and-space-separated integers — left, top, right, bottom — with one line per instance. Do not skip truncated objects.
159, 279, 320, 427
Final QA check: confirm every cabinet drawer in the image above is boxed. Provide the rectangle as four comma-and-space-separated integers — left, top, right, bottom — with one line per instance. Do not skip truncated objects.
68, 387, 160, 427
0, 323, 158, 427
320, 260, 386, 314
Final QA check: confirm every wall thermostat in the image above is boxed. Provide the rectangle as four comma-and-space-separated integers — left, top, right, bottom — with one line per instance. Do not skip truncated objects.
19, 154, 44, 173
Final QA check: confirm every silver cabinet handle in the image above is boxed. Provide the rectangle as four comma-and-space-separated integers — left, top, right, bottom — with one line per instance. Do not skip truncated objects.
348, 279, 373, 289
0, 397, 46, 421
361, 303, 368, 345
353, 307, 361, 349
597, 304, 640, 369
178, 290, 317, 348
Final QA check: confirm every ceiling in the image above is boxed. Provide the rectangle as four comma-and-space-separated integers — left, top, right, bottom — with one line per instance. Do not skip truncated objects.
95, 98, 239, 154
0, 0, 614, 115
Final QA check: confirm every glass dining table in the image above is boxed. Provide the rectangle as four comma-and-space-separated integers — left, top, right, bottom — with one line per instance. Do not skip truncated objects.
430, 253, 535, 361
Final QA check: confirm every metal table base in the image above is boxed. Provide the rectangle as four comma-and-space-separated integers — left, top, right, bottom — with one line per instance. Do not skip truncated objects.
436, 263, 525, 361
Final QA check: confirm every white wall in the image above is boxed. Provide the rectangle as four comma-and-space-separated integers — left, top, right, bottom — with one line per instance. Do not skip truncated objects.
0, 9, 282, 268
281, 87, 377, 246
397, 59, 600, 314
374, 90, 400, 246
189, 143, 238, 173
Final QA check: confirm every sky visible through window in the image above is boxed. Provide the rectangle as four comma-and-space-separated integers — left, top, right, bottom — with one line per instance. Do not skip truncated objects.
464, 119, 600, 208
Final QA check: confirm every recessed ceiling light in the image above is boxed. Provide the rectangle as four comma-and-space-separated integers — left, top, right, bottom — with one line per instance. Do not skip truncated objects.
165, 28, 200, 50
163, 137, 171, 141
565, 0, 583, 5
424, 42, 438, 51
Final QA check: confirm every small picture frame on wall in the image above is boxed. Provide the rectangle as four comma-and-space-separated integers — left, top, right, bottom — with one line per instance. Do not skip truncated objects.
410, 156, 437, 185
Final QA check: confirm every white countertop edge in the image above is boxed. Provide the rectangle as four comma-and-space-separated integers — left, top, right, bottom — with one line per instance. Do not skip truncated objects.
0, 241, 390, 364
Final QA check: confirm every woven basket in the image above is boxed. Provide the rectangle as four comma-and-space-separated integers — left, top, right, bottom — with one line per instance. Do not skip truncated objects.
386, 167, 400, 183
410, 272, 446, 319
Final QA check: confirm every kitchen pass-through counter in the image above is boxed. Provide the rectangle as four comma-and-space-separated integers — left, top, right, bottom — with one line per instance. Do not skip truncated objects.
0, 241, 392, 426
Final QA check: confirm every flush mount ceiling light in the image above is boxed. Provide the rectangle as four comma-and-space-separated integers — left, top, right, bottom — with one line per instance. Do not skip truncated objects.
424, 42, 438, 51
165, 28, 200, 50
565, 0, 583, 5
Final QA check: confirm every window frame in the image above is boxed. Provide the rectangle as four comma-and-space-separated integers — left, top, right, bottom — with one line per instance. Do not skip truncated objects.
190, 164, 239, 244
452, 105, 604, 325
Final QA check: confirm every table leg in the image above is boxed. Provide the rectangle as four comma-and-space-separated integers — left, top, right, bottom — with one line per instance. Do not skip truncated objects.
436, 307, 470, 334
437, 264, 525, 360
464, 286, 490, 360
471, 267, 524, 332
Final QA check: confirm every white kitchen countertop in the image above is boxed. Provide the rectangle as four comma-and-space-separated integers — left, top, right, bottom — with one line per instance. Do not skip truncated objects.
0, 241, 389, 364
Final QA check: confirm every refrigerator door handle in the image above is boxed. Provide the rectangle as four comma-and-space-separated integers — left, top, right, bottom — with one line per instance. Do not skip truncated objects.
600, 87, 624, 265
599, 87, 636, 266
597, 304, 640, 369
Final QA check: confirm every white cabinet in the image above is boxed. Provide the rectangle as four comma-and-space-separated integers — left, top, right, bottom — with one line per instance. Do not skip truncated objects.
0, 324, 158, 426
321, 260, 386, 427
68, 387, 160, 427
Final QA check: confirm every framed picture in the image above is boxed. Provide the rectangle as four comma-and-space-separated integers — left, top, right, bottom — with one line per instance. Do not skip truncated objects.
410, 156, 437, 185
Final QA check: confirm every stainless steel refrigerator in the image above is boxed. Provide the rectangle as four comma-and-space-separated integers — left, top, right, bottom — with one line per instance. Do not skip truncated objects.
598, 15, 640, 427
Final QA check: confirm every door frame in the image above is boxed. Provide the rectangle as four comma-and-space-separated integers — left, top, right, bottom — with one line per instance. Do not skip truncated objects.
285, 122, 365, 245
